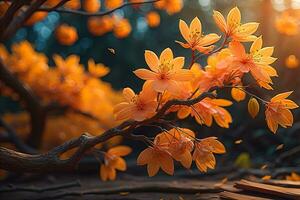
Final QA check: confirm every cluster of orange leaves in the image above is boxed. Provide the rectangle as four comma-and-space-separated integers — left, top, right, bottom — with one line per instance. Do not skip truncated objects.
0, 41, 123, 150
109, 6, 299, 179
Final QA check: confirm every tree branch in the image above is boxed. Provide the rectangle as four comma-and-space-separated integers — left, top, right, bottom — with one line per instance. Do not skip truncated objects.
0, 0, 29, 38
0, 88, 215, 173
0, 117, 36, 154
38, 0, 160, 17
0, 0, 48, 41
0, 59, 46, 148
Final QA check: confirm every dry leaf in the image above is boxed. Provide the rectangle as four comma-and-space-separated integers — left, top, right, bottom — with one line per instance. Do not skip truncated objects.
276, 144, 284, 150
235, 139, 243, 144
262, 175, 271, 180
108, 48, 115, 54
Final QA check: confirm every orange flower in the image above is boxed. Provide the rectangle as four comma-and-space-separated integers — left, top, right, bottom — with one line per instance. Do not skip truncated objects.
193, 137, 225, 172
83, 0, 101, 13
265, 92, 298, 133
137, 140, 174, 177
146, 11, 160, 28
100, 145, 132, 181
229, 37, 277, 89
285, 55, 299, 69
88, 59, 110, 78
113, 18, 132, 39
87, 16, 114, 36
105, 0, 123, 10
177, 98, 232, 128
177, 17, 220, 53
114, 86, 157, 121
155, 128, 195, 168
55, 24, 78, 46
53, 54, 83, 75
193, 49, 243, 92
213, 7, 259, 42
134, 48, 194, 94
25, 11, 48, 26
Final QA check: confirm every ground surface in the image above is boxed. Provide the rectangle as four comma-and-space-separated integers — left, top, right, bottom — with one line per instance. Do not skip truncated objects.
1, 169, 300, 200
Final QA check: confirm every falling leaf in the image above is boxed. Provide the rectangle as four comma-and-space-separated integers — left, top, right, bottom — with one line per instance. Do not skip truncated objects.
262, 175, 271, 180
235, 153, 251, 168
108, 48, 115, 54
235, 139, 243, 144
276, 144, 284, 150
260, 164, 268, 170
119, 192, 129, 196
248, 97, 259, 118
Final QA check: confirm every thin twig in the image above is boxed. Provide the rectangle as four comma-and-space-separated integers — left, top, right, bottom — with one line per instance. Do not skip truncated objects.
194, 35, 228, 62
38, 0, 160, 17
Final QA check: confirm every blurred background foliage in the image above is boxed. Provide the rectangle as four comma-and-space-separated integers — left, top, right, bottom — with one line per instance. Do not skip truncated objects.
1, 0, 300, 171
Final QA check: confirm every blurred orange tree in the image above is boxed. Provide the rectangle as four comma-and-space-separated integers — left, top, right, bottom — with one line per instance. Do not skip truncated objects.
0, 0, 183, 151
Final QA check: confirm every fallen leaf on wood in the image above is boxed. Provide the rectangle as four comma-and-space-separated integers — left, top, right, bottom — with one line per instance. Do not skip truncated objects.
214, 177, 228, 187
286, 172, 300, 181
262, 175, 271, 180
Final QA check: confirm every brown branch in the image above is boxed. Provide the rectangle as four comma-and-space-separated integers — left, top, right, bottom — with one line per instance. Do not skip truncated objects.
34, 181, 220, 199
45, 0, 70, 12
0, 88, 215, 173
0, 0, 29, 38
275, 145, 300, 166
38, 0, 160, 17
0, 0, 48, 41
0, 60, 46, 148
0, 117, 36, 154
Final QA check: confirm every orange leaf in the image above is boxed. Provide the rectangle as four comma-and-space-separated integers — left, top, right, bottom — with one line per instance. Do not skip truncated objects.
248, 97, 259, 118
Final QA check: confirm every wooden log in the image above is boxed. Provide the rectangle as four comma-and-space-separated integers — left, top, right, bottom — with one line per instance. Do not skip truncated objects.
235, 179, 300, 199
220, 191, 272, 200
